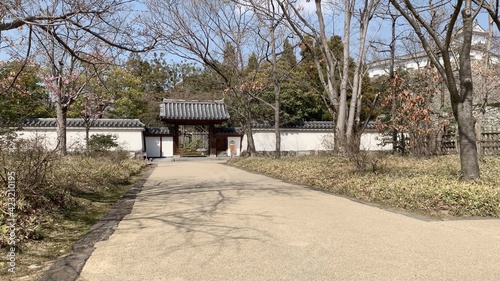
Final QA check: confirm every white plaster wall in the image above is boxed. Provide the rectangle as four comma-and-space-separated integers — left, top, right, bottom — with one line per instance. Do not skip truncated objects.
360, 131, 393, 151
16, 127, 144, 152
144, 136, 174, 158
241, 130, 391, 152
145, 136, 161, 157
241, 130, 334, 152
281, 131, 333, 151
405, 62, 418, 70
15, 129, 59, 149
250, 132, 276, 151
161, 137, 174, 157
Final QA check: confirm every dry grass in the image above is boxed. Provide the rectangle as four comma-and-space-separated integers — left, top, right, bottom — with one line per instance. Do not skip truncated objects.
0, 154, 148, 280
228, 155, 500, 218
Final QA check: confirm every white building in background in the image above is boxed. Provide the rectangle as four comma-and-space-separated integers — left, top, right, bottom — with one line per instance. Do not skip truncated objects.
368, 22, 494, 78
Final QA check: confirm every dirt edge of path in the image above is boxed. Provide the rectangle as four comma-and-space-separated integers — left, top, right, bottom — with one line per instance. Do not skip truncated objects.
38, 164, 156, 281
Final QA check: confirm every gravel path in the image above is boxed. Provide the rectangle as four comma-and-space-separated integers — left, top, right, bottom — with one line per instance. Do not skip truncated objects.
77, 161, 500, 281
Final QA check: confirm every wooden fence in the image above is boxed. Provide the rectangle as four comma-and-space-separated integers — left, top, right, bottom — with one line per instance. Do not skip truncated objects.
481, 127, 500, 155
442, 126, 500, 155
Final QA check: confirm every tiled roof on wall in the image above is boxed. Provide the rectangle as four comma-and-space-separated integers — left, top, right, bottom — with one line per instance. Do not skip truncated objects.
251, 121, 377, 130
145, 127, 171, 135
159, 99, 230, 121
22, 118, 145, 128
252, 121, 334, 130
215, 127, 244, 135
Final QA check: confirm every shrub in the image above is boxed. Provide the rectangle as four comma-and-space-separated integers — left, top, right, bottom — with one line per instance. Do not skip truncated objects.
321, 133, 386, 173
89, 134, 119, 152
0, 135, 148, 247
0, 136, 62, 246
54, 155, 147, 193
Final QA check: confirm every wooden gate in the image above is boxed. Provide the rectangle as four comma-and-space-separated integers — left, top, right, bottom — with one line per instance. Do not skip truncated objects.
178, 125, 209, 156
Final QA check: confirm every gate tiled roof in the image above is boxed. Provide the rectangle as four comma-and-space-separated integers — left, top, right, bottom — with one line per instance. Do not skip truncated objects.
159, 99, 230, 122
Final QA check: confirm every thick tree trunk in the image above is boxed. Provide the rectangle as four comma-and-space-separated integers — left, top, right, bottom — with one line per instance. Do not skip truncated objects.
455, 101, 479, 179
389, 0, 480, 179
274, 98, 280, 158
52, 56, 68, 156
244, 101, 257, 156
346, 62, 361, 143
355, 87, 363, 129
245, 124, 257, 157
337, 0, 352, 151
454, 2, 479, 180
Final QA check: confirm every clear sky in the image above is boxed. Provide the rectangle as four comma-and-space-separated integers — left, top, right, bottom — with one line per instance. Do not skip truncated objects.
0, 1, 496, 65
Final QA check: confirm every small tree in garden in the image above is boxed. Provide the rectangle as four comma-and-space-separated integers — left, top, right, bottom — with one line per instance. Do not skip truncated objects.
74, 92, 114, 152
376, 71, 447, 156
42, 69, 88, 155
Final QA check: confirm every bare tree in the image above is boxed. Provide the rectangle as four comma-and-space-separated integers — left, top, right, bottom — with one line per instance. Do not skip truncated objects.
146, 0, 275, 156
277, 0, 381, 153
278, 0, 341, 148
333, 0, 354, 150
238, 0, 288, 158
1, 0, 157, 154
346, 0, 381, 144
269, 1, 282, 159
389, 0, 480, 180
0, 1, 154, 65
475, 0, 500, 31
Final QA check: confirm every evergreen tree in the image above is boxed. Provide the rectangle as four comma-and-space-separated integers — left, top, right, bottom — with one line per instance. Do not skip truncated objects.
222, 42, 239, 80
0, 61, 53, 127
246, 52, 259, 74
281, 39, 297, 68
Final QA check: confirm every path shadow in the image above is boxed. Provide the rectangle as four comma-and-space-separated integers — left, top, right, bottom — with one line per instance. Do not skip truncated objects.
118, 174, 303, 261
39, 162, 303, 280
